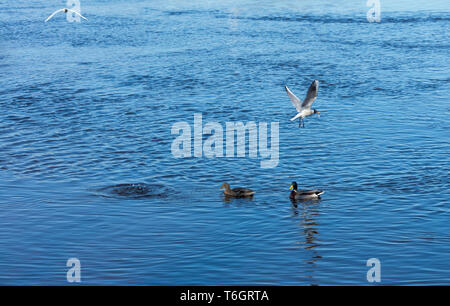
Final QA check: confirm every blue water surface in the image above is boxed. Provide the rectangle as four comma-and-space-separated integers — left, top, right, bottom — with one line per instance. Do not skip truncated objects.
0, 0, 449, 285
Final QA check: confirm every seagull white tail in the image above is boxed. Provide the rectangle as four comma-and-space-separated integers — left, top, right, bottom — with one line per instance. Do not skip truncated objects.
290, 113, 302, 121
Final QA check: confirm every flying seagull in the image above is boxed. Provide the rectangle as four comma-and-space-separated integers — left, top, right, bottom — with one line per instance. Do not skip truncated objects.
285, 80, 320, 128
45, 8, 88, 22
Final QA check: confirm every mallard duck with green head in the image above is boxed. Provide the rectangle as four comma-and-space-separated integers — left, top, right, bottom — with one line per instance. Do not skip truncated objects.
220, 183, 255, 198
289, 181, 324, 200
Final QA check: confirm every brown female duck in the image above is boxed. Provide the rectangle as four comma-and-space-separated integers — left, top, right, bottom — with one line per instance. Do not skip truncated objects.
220, 183, 255, 198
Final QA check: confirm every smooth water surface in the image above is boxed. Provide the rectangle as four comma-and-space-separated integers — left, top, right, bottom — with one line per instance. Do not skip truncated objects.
0, 0, 449, 285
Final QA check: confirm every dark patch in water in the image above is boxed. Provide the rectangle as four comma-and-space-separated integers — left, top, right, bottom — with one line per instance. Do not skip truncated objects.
97, 183, 170, 199
216, 13, 450, 24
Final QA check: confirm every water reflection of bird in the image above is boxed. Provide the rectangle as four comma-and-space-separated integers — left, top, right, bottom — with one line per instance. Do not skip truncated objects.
291, 199, 322, 285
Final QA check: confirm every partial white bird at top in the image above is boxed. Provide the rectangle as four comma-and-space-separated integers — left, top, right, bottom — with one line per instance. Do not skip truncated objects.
285, 80, 320, 128
45, 8, 88, 22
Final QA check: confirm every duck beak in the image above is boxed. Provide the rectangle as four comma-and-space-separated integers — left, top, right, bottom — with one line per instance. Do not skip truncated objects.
289, 185, 293, 190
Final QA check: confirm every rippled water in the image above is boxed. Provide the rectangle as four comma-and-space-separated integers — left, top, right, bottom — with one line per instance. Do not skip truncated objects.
0, 0, 449, 285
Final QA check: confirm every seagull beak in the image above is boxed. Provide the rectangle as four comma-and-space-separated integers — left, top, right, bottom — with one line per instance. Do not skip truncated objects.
289, 185, 293, 190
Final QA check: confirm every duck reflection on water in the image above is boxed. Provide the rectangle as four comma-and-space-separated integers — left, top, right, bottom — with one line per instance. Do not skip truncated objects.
291, 198, 322, 285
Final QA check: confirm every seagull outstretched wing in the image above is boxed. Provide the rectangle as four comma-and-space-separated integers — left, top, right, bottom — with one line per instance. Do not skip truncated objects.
67, 9, 88, 21
45, 8, 88, 22
45, 9, 65, 22
285, 85, 302, 112
301, 80, 319, 109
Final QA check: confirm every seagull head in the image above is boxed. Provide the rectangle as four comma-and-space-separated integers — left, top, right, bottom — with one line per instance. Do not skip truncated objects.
64, 8, 68, 13
314, 109, 320, 115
